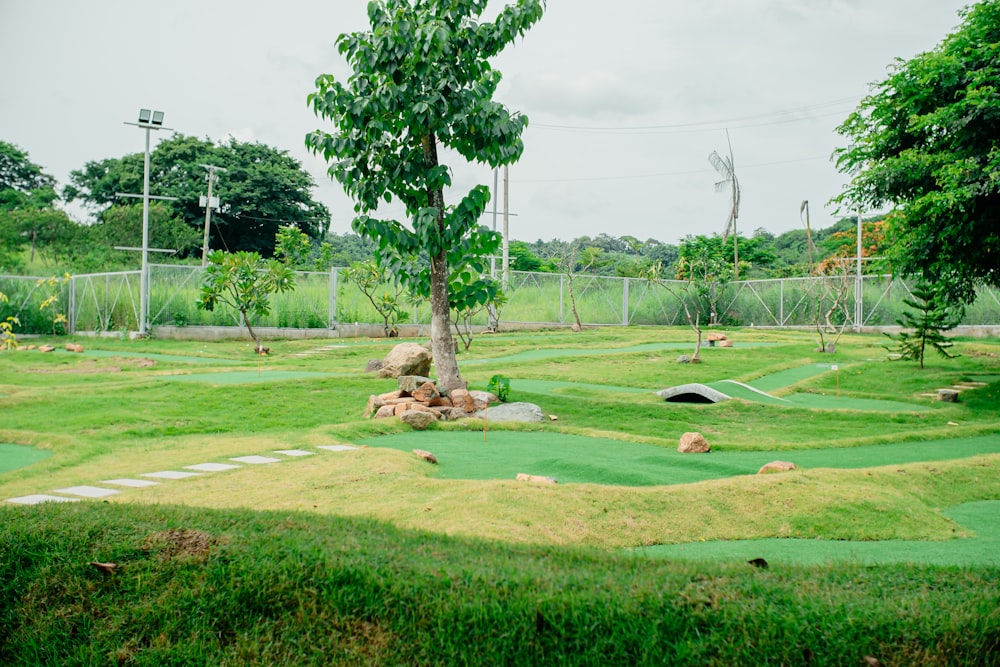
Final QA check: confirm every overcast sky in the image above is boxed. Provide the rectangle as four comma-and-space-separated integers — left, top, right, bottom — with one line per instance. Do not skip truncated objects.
0, 0, 973, 245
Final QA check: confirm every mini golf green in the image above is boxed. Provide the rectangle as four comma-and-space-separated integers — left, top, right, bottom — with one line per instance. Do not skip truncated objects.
359, 431, 1000, 486
159, 370, 338, 384
60, 349, 240, 364
462, 341, 780, 366
0, 444, 51, 473
634, 500, 1000, 567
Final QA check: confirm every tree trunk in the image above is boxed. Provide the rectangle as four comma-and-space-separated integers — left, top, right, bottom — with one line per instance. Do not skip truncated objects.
241, 310, 262, 352
423, 132, 464, 391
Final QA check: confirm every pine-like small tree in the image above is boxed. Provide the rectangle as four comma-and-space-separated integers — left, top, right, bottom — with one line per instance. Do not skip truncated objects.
883, 282, 962, 369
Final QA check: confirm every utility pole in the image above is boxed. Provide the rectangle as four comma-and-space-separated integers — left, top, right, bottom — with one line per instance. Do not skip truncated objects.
800, 200, 815, 271
502, 164, 510, 288
199, 164, 226, 266
490, 167, 498, 278
854, 210, 863, 331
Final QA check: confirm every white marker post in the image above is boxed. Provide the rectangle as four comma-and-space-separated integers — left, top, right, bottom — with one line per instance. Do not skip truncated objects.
831, 365, 840, 399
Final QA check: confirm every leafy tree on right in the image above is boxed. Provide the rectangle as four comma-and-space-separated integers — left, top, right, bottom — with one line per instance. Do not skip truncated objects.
834, 1, 1000, 306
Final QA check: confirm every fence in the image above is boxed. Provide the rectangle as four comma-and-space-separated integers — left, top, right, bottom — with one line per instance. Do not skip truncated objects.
2, 267, 999, 335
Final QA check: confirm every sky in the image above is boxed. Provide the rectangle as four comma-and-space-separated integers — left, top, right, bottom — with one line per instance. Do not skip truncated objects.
0, 0, 974, 245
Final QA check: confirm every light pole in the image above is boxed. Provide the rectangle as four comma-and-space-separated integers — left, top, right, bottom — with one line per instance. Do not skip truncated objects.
124, 109, 170, 335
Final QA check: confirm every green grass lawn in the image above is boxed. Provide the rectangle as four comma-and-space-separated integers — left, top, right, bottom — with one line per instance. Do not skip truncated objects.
2, 327, 1000, 665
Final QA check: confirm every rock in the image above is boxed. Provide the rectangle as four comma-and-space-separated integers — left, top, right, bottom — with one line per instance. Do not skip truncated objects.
706, 332, 727, 342
937, 389, 959, 403
437, 407, 472, 421
395, 402, 440, 418
469, 390, 499, 405
378, 390, 404, 401
448, 388, 475, 412
571, 323, 582, 332
378, 343, 432, 379
428, 396, 453, 408
413, 449, 438, 464
718, 340, 734, 348
758, 460, 797, 474
676, 354, 691, 364
38, 345, 55, 353
477, 402, 545, 423
365, 395, 385, 417
400, 410, 438, 431
678, 432, 710, 453
411, 381, 440, 404
365, 359, 383, 373
398, 375, 434, 394
373, 405, 397, 419
65, 343, 84, 353
516, 473, 557, 484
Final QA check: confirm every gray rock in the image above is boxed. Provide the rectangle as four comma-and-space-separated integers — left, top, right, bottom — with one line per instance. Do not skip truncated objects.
364, 359, 383, 373
400, 410, 438, 430
379, 343, 432, 379
469, 390, 500, 405
476, 402, 545, 423
676, 354, 692, 364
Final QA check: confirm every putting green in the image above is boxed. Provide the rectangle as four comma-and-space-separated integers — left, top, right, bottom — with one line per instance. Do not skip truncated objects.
159, 370, 337, 384
0, 444, 51, 473
634, 500, 1000, 567
360, 431, 1000, 486
62, 349, 239, 364
462, 341, 779, 365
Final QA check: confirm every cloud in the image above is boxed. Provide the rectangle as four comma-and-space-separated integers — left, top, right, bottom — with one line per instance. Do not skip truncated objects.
507, 70, 660, 120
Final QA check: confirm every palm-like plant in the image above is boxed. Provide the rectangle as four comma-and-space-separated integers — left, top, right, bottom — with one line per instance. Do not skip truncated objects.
709, 129, 741, 279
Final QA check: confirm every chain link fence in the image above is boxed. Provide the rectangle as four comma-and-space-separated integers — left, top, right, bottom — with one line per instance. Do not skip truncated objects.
3, 267, 999, 335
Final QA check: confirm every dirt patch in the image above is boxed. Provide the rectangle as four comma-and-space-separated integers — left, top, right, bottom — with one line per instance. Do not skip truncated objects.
143, 528, 219, 561
29, 358, 156, 374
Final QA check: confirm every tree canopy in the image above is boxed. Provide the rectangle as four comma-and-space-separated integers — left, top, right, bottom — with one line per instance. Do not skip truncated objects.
306, 0, 545, 390
64, 135, 330, 257
834, 0, 1000, 304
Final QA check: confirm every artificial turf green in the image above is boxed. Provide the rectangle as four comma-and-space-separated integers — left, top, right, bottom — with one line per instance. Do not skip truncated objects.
60, 349, 240, 364
0, 444, 50, 474
746, 362, 834, 392
359, 431, 1000, 486
158, 370, 339, 384
461, 341, 778, 365
636, 500, 1000, 567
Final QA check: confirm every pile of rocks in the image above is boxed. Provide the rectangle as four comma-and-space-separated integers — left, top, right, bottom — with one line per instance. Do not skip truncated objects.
706, 332, 733, 347
366, 375, 498, 429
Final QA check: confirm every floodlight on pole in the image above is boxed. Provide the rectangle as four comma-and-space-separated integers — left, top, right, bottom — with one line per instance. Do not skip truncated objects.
124, 108, 172, 336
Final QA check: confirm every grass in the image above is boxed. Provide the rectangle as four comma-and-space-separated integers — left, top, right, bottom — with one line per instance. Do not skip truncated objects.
2, 326, 1000, 664
3, 502, 999, 667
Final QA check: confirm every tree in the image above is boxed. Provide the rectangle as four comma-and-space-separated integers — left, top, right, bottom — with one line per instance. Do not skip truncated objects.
306, 0, 545, 391
0, 141, 74, 269
834, 1, 1000, 305
884, 281, 963, 369
197, 250, 296, 353
547, 240, 600, 330
64, 135, 330, 257
343, 260, 407, 337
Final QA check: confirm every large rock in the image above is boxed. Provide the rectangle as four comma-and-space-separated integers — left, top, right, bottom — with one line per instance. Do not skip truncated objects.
378, 343, 432, 379
477, 402, 545, 423
373, 405, 397, 419
469, 390, 499, 406
413, 449, 438, 464
398, 375, 434, 394
448, 388, 475, 412
758, 460, 797, 474
400, 410, 438, 430
678, 432, 711, 453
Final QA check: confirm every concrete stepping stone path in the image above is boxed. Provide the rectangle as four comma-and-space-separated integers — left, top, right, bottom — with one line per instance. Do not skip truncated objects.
5, 445, 362, 505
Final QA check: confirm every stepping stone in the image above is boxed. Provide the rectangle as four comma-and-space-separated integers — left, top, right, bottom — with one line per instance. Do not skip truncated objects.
53, 485, 120, 498
6, 494, 80, 505
185, 462, 241, 472
230, 455, 281, 464
103, 478, 160, 488
274, 449, 315, 457
142, 470, 202, 480
317, 445, 359, 452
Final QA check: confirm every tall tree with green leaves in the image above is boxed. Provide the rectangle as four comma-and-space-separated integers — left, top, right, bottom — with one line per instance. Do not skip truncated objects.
306, 0, 545, 391
64, 135, 330, 257
834, 1, 1000, 305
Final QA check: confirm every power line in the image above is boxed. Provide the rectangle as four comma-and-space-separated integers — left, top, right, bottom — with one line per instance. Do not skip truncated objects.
516, 155, 831, 184
531, 97, 858, 135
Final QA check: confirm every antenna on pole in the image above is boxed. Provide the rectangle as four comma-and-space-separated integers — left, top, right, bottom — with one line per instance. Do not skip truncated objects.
199, 164, 226, 266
